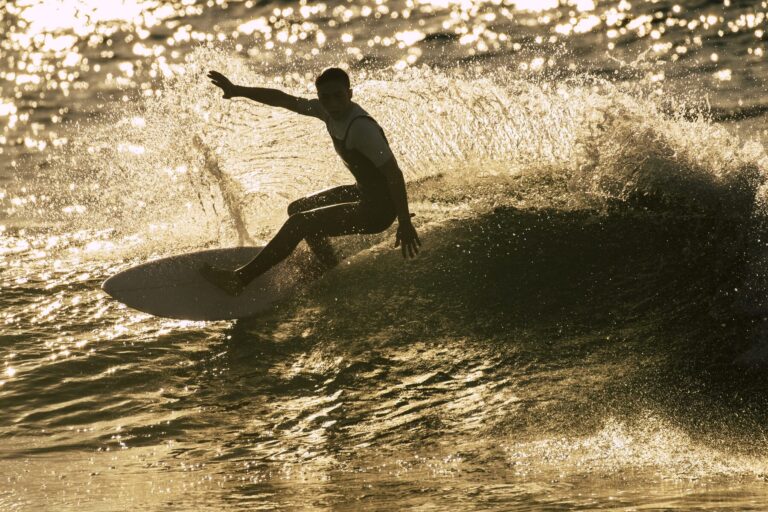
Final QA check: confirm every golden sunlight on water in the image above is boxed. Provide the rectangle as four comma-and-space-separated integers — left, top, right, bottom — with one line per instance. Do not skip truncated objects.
1, 0, 766, 175
2, 0, 768, 510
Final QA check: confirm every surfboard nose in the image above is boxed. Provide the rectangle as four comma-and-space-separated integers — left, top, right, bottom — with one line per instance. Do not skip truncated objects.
101, 275, 117, 295
98, 246, 297, 320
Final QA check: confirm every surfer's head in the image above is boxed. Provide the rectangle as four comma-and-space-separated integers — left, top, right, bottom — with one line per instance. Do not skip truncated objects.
316, 67, 353, 120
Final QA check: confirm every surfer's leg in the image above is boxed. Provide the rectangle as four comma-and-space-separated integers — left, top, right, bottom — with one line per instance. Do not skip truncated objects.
287, 185, 360, 266
287, 185, 360, 215
235, 202, 394, 285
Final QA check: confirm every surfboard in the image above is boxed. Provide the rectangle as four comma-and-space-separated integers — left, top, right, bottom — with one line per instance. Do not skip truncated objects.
101, 247, 306, 321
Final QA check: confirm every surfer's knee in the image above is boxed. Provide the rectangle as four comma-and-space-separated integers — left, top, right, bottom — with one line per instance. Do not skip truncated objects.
284, 211, 309, 234
287, 198, 307, 216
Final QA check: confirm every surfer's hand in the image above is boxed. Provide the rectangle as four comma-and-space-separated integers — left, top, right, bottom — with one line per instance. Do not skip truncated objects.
208, 70, 238, 99
395, 215, 420, 259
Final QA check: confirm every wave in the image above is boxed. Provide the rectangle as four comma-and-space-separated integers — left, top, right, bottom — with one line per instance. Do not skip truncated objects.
3, 46, 766, 350
8, 49, 763, 236
1, 47, 766, 338
6, 5, 768, 504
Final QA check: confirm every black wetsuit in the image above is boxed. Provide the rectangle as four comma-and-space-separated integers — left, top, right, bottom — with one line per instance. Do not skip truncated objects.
236, 112, 397, 282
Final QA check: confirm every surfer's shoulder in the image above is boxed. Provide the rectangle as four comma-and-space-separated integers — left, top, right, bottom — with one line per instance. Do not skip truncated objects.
347, 115, 393, 166
351, 103, 373, 120
348, 115, 383, 136
347, 105, 383, 131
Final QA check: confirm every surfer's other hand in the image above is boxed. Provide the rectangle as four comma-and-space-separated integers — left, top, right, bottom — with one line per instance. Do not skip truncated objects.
395, 215, 420, 259
208, 70, 237, 99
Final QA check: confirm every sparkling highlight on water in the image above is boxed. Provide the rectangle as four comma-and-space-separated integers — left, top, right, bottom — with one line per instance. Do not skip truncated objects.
2, 0, 768, 510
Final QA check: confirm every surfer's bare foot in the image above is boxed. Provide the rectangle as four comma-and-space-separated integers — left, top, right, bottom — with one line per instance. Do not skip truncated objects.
200, 263, 245, 296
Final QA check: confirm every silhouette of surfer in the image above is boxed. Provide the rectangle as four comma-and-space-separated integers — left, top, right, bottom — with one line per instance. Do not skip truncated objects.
201, 68, 420, 295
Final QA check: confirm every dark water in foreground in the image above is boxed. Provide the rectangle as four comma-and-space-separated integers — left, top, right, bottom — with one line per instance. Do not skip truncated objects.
3, 0, 768, 509
6, 204, 768, 509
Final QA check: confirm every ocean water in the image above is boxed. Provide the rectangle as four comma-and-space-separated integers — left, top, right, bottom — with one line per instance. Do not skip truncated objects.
3, 0, 768, 510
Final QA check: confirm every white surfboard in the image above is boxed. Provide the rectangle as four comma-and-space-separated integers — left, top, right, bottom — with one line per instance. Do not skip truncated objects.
101, 247, 306, 321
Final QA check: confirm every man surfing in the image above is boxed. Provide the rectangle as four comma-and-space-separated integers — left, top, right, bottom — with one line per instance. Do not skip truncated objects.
200, 68, 420, 296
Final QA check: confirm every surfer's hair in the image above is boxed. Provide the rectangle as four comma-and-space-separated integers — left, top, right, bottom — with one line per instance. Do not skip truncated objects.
315, 67, 350, 89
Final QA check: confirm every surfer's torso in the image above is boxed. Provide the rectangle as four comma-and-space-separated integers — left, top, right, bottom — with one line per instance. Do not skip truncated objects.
311, 101, 396, 204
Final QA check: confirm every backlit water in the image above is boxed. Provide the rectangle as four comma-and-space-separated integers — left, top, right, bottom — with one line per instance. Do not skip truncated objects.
2, 0, 768, 509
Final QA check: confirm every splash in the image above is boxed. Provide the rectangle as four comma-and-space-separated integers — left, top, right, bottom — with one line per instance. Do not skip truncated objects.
7, 46, 766, 264
504, 413, 768, 479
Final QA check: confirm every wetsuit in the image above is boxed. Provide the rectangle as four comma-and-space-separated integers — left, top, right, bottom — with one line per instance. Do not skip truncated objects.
237, 103, 397, 282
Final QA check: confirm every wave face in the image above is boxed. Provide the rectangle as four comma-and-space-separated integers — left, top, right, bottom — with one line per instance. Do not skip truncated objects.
3, 1, 768, 510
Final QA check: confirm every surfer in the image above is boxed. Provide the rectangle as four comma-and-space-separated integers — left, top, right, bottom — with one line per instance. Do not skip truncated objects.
200, 68, 420, 295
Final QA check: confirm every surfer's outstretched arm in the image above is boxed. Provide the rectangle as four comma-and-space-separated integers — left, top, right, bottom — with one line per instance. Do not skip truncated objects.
207, 70, 323, 118
379, 158, 421, 259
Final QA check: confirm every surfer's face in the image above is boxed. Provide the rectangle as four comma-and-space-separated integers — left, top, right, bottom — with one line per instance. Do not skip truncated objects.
317, 81, 353, 119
